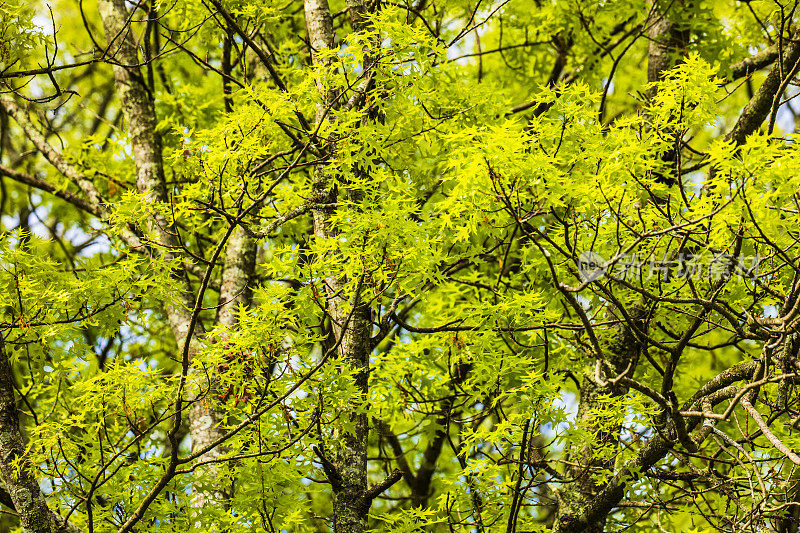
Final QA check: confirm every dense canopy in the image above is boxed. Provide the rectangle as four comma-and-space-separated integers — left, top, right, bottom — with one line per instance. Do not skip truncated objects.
2, 0, 800, 532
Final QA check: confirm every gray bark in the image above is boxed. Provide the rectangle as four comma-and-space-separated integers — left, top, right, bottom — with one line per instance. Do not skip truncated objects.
725, 30, 800, 146
646, 1, 690, 87
645, 0, 691, 187
730, 45, 780, 81
0, 336, 83, 533
303, 0, 376, 531
552, 317, 643, 533
218, 227, 257, 329
209, 222, 257, 504
96, 0, 225, 517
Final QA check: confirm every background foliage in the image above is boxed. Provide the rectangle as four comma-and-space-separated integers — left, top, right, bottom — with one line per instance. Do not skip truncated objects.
1, 0, 800, 532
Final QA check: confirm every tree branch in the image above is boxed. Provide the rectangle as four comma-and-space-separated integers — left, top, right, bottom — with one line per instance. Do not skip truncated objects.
726, 31, 800, 145
358, 469, 403, 509
730, 44, 780, 81
0, 96, 108, 210
0, 164, 102, 217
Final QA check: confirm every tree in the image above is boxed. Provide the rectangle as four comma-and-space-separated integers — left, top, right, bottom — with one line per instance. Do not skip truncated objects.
1, 0, 800, 531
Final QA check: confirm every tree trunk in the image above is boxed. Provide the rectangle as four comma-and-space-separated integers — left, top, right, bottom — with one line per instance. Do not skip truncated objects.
552, 317, 642, 533
0, 336, 83, 533
304, 0, 374, 530
555, 10, 689, 527
96, 0, 224, 516
646, 0, 692, 186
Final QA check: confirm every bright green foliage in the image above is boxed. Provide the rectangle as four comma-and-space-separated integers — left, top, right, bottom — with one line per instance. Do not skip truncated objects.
1, 0, 800, 532
0, 1, 47, 71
